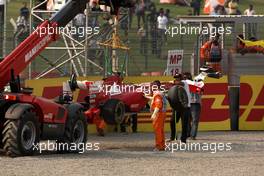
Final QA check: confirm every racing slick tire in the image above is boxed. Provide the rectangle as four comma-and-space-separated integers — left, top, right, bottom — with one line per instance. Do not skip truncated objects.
101, 99, 125, 125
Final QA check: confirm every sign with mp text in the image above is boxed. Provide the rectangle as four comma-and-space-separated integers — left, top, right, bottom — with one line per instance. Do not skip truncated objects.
166, 50, 183, 76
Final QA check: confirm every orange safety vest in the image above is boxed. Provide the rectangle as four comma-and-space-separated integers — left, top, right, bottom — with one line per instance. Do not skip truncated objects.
150, 91, 166, 150
201, 41, 222, 62
150, 92, 166, 113
200, 41, 212, 63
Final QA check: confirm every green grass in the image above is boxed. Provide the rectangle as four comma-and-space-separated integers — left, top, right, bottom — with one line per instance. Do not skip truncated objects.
153, 0, 264, 16
4, 0, 264, 76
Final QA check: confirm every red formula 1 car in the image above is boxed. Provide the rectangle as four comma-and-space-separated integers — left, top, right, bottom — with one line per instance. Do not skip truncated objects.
63, 74, 149, 125
63, 71, 208, 127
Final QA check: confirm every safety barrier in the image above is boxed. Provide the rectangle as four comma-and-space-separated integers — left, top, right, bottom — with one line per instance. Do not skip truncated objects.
26, 75, 264, 132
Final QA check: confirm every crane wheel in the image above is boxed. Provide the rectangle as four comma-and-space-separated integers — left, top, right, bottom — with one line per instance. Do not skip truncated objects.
0, 133, 3, 149
2, 110, 40, 157
101, 99, 125, 125
59, 106, 87, 153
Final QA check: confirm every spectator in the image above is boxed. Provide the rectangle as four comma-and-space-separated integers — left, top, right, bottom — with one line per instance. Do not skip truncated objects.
143, 0, 151, 10
157, 8, 168, 56
184, 72, 202, 140
168, 74, 183, 142
91, 1, 102, 11
244, 4, 257, 38
147, 4, 158, 54
244, 4, 255, 16
200, 35, 222, 72
150, 22, 158, 54
191, 0, 201, 16
182, 73, 192, 137
137, 26, 147, 55
73, 13, 86, 41
225, 0, 239, 7
228, 0, 238, 15
157, 9, 168, 32
167, 74, 190, 143
217, 5, 227, 15
128, 7, 134, 29
20, 2, 30, 21
146, 0, 156, 12
211, 5, 227, 16
74, 13, 86, 26
16, 15, 28, 31
182, 72, 192, 138
135, 0, 145, 29
148, 3, 157, 26
165, 9, 170, 19
14, 13, 29, 47
210, 6, 218, 16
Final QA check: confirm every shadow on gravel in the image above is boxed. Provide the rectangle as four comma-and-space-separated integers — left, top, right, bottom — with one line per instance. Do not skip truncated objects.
0, 149, 5, 156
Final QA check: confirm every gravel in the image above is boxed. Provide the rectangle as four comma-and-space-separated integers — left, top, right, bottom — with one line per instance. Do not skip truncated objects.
0, 131, 263, 176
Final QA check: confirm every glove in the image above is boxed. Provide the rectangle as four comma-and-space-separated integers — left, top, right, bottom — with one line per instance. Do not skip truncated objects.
194, 72, 207, 82
151, 114, 156, 120
144, 93, 153, 100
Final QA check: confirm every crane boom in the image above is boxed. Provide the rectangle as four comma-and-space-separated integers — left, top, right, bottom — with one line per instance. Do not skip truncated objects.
0, 0, 87, 90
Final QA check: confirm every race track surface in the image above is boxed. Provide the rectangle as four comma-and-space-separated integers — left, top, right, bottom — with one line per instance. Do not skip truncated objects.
0, 131, 263, 176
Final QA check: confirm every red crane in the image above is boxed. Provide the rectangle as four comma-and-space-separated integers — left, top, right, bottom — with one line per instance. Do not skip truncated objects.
0, 0, 88, 157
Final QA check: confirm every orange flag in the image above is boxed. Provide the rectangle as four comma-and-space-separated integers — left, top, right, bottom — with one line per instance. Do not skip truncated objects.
204, 0, 225, 14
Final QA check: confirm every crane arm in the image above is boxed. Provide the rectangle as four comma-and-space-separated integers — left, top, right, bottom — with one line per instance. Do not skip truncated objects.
0, 0, 87, 90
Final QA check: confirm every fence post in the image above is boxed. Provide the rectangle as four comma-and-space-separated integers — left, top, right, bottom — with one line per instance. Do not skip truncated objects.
228, 52, 240, 131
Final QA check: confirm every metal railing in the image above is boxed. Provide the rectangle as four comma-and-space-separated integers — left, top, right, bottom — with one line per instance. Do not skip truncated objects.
2, 2, 264, 78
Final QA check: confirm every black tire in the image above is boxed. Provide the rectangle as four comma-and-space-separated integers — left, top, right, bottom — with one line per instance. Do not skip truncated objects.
101, 99, 125, 125
0, 122, 3, 149
69, 73, 78, 91
0, 132, 3, 149
2, 109, 40, 157
59, 105, 87, 153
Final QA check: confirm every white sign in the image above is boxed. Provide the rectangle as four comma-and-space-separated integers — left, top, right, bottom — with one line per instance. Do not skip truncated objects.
166, 50, 183, 76
0, 0, 5, 5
